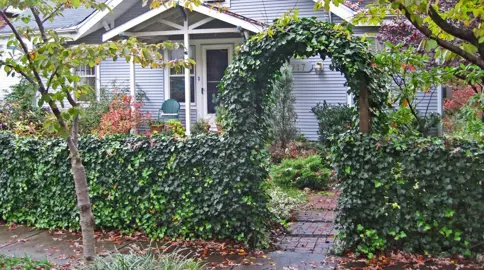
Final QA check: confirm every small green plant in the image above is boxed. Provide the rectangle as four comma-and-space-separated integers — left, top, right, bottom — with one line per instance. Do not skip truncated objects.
83, 248, 204, 270
0, 255, 51, 269
165, 119, 186, 138
215, 105, 227, 132
311, 101, 355, 146
355, 225, 387, 259
267, 185, 306, 222
270, 155, 331, 190
191, 119, 211, 135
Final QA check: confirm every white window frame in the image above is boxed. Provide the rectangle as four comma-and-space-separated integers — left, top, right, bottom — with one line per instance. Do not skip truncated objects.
75, 65, 99, 102
164, 45, 196, 105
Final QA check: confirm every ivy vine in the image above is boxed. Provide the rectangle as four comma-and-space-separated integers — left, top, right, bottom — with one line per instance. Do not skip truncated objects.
219, 17, 388, 141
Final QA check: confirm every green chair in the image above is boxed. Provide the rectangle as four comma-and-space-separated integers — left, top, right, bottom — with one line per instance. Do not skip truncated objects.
158, 99, 180, 122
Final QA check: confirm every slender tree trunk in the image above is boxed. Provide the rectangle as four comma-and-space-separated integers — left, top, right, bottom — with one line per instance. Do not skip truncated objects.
66, 117, 96, 260
359, 86, 370, 134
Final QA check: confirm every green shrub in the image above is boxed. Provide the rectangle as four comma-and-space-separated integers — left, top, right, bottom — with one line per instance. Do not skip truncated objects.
268, 63, 298, 148
0, 80, 53, 137
267, 185, 306, 222
269, 140, 320, 163
332, 134, 484, 257
0, 132, 271, 248
311, 101, 355, 145
191, 119, 210, 135
84, 248, 204, 270
78, 101, 110, 135
270, 155, 331, 190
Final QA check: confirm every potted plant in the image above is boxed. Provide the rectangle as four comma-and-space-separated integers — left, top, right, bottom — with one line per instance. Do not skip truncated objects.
150, 120, 165, 134
192, 119, 211, 135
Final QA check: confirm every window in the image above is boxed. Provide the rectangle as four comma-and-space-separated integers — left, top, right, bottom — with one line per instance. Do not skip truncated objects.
168, 46, 195, 103
75, 65, 97, 101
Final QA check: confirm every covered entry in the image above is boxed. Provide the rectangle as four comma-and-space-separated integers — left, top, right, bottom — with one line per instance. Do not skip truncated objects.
102, 3, 265, 134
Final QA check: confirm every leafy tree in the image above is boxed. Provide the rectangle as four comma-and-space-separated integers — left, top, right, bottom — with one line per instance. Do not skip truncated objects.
316, 1, 484, 85
375, 44, 444, 134
269, 63, 298, 148
0, 0, 193, 260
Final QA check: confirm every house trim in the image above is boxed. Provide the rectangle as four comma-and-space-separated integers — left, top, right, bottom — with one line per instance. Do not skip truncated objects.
102, 2, 264, 42
313, 0, 378, 26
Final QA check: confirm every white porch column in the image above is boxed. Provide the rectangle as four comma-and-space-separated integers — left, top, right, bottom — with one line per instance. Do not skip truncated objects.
184, 17, 191, 135
129, 55, 137, 135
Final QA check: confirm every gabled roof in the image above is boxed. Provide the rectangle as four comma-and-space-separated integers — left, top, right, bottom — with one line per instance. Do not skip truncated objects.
0, 0, 125, 40
102, 2, 266, 41
0, 6, 96, 34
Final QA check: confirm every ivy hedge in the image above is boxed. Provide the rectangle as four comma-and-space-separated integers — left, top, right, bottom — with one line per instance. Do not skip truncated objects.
332, 134, 484, 257
0, 132, 270, 247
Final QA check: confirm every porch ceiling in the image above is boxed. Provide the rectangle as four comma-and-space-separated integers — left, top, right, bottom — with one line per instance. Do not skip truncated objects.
125, 9, 241, 39
103, 3, 265, 42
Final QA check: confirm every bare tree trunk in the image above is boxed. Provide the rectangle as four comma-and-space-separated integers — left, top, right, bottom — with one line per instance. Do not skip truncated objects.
359, 86, 370, 134
67, 117, 96, 261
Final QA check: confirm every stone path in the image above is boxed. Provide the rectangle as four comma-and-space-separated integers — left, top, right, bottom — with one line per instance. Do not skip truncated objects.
276, 191, 339, 260
0, 192, 339, 269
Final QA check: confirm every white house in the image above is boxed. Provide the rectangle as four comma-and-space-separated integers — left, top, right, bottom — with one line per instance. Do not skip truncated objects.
0, 0, 442, 139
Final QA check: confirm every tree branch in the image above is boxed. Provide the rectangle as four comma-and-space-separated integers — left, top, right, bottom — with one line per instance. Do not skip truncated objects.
0, 10, 47, 93
42, 3, 65, 24
427, 5, 484, 58
427, 5, 478, 46
66, 91, 79, 107
397, 3, 484, 70
45, 66, 60, 93
0, 60, 36, 85
30, 7, 48, 43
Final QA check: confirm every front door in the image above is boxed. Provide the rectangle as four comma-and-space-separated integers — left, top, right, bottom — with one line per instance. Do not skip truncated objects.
202, 45, 233, 126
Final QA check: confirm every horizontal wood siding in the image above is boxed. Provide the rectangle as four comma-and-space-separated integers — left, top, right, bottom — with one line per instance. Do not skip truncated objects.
230, 0, 328, 24
179, 106, 198, 126
134, 64, 164, 117
292, 57, 347, 141
414, 89, 439, 116
99, 58, 131, 95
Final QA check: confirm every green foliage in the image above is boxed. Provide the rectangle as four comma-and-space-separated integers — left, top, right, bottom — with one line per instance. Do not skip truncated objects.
270, 155, 331, 190
219, 17, 389, 141
191, 119, 210, 135
332, 134, 484, 257
3, 79, 37, 111
375, 45, 444, 136
84, 248, 204, 270
445, 93, 484, 141
0, 255, 51, 270
0, 132, 271, 248
268, 63, 298, 148
311, 101, 355, 145
269, 140, 320, 164
267, 185, 306, 222
0, 80, 53, 137
78, 101, 110, 135
387, 107, 441, 137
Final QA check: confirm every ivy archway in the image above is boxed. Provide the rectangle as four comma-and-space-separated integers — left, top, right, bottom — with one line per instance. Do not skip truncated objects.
219, 17, 388, 141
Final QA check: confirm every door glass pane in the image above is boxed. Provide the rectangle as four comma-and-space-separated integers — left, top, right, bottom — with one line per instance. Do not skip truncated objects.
206, 49, 228, 114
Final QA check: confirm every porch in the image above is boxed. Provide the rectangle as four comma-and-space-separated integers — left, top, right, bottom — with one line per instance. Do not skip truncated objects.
101, 3, 265, 135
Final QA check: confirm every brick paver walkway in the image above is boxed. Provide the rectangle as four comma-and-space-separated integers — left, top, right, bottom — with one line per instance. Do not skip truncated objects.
278, 191, 340, 254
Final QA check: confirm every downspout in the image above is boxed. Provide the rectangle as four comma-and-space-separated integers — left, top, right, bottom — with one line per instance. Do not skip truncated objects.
329, 11, 333, 23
